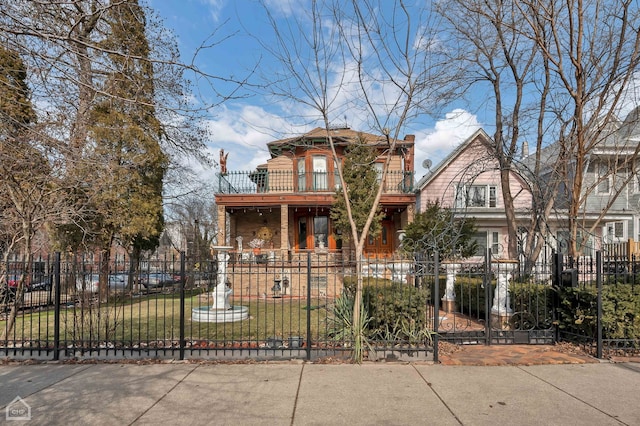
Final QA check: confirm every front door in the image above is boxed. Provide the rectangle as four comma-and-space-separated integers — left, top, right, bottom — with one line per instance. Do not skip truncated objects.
364, 220, 393, 257
295, 214, 338, 250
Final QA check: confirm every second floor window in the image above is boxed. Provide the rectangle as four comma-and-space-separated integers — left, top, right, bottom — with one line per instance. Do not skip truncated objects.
297, 155, 329, 191
313, 155, 328, 190
374, 162, 384, 184
597, 164, 611, 194
455, 184, 498, 208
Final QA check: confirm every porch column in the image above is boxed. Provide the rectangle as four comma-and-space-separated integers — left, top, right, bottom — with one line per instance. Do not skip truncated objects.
280, 204, 289, 259
217, 205, 227, 246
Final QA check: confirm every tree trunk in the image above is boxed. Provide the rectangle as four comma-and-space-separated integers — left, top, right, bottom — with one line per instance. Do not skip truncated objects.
98, 236, 114, 300
1, 225, 33, 340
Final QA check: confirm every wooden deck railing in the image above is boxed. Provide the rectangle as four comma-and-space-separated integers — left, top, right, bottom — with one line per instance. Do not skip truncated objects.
603, 238, 640, 257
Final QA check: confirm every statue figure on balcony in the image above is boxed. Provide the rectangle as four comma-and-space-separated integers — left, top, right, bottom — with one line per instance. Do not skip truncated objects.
220, 149, 229, 175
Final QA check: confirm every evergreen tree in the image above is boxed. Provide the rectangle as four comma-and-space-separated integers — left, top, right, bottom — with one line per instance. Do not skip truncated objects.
58, 1, 167, 291
0, 45, 57, 337
403, 201, 477, 259
95, 0, 167, 253
330, 135, 384, 243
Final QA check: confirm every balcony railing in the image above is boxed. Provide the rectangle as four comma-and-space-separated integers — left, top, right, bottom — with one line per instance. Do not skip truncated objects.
217, 170, 414, 194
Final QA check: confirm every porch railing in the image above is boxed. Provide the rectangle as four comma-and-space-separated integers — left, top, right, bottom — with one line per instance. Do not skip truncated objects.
603, 238, 640, 257
217, 170, 414, 194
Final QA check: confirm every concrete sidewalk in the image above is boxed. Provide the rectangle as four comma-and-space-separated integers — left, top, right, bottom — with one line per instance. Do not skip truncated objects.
1, 361, 639, 426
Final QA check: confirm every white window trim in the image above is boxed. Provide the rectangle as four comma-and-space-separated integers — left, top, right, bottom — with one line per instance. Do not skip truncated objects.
633, 173, 640, 194
604, 221, 626, 242
491, 231, 500, 255
455, 183, 498, 208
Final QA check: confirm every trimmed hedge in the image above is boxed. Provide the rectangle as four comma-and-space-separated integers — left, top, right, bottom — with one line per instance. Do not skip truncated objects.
557, 283, 640, 340
449, 276, 489, 319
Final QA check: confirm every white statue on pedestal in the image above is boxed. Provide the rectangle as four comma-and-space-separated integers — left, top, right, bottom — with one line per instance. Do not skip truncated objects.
443, 263, 459, 301
192, 246, 248, 323
491, 268, 514, 315
211, 248, 232, 310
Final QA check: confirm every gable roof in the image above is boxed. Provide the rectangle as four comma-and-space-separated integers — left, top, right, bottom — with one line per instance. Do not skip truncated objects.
415, 128, 493, 191
521, 108, 640, 175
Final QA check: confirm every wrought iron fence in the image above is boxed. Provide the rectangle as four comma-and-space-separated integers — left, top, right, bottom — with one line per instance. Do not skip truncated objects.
1, 252, 436, 362
557, 252, 640, 356
3, 250, 637, 361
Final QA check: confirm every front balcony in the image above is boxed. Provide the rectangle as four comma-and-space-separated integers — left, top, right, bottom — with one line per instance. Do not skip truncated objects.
217, 170, 414, 195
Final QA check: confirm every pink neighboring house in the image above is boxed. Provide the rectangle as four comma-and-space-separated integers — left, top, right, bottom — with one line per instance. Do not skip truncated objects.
415, 129, 532, 259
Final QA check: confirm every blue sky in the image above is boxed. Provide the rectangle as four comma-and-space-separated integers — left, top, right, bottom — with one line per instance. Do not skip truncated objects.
149, 0, 484, 182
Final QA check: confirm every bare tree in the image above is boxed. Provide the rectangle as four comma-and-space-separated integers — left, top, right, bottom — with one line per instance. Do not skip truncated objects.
439, 0, 640, 259
0, 1, 249, 259
521, 0, 640, 256
437, 0, 545, 260
257, 0, 448, 361
165, 194, 218, 260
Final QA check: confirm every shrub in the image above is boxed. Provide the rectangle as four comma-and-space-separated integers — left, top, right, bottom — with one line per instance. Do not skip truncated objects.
364, 282, 429, 340
557, 283, 640, 339
343, 276, 430, 341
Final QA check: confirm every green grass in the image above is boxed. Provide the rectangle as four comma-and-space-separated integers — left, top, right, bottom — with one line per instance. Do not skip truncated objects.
1, 292, 333, 345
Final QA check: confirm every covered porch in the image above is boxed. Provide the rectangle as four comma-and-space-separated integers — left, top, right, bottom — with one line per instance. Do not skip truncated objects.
215, 203, 415, 261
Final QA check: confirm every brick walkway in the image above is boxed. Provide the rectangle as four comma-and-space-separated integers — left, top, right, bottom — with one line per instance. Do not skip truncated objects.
437, 343, 599, 366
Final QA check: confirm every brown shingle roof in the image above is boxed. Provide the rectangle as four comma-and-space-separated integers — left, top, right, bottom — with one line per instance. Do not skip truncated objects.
267, 127, 408, 151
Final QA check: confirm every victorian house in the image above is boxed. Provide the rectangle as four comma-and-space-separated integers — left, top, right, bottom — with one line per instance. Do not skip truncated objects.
416, 109, 640, 263
214, 126, 416, 261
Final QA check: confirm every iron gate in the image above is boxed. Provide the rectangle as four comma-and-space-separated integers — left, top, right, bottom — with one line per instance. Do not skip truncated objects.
433, 250, 556, 346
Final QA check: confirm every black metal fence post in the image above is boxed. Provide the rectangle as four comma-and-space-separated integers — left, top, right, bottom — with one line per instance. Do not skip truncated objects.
484, 248, 492, 345
53, 252, 61, 361
552, 250, 563, 343
596, 251, 603, 359
179, 251, 186, 361
306, 252, 312, 361
433, 252, 440, 363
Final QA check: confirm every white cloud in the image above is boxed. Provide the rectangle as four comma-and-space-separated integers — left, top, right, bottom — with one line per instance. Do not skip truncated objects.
200, 0, 225, 22
263, 0, 305, 18
203, 104, 307, 171
413, 109, 481, 178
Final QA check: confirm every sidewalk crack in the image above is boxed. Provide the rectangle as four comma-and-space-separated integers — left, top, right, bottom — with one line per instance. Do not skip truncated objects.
290, 363, 305, 426
517, 366, 629, 426
412, 364, 464, 425
128, 365, 198, 425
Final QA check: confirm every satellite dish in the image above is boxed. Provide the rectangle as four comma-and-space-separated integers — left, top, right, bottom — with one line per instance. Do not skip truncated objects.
422, 159, 432, 169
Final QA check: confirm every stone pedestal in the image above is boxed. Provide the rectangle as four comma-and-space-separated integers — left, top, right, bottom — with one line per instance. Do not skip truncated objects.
441, 299, 456, 314
491, 313, 513, 330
